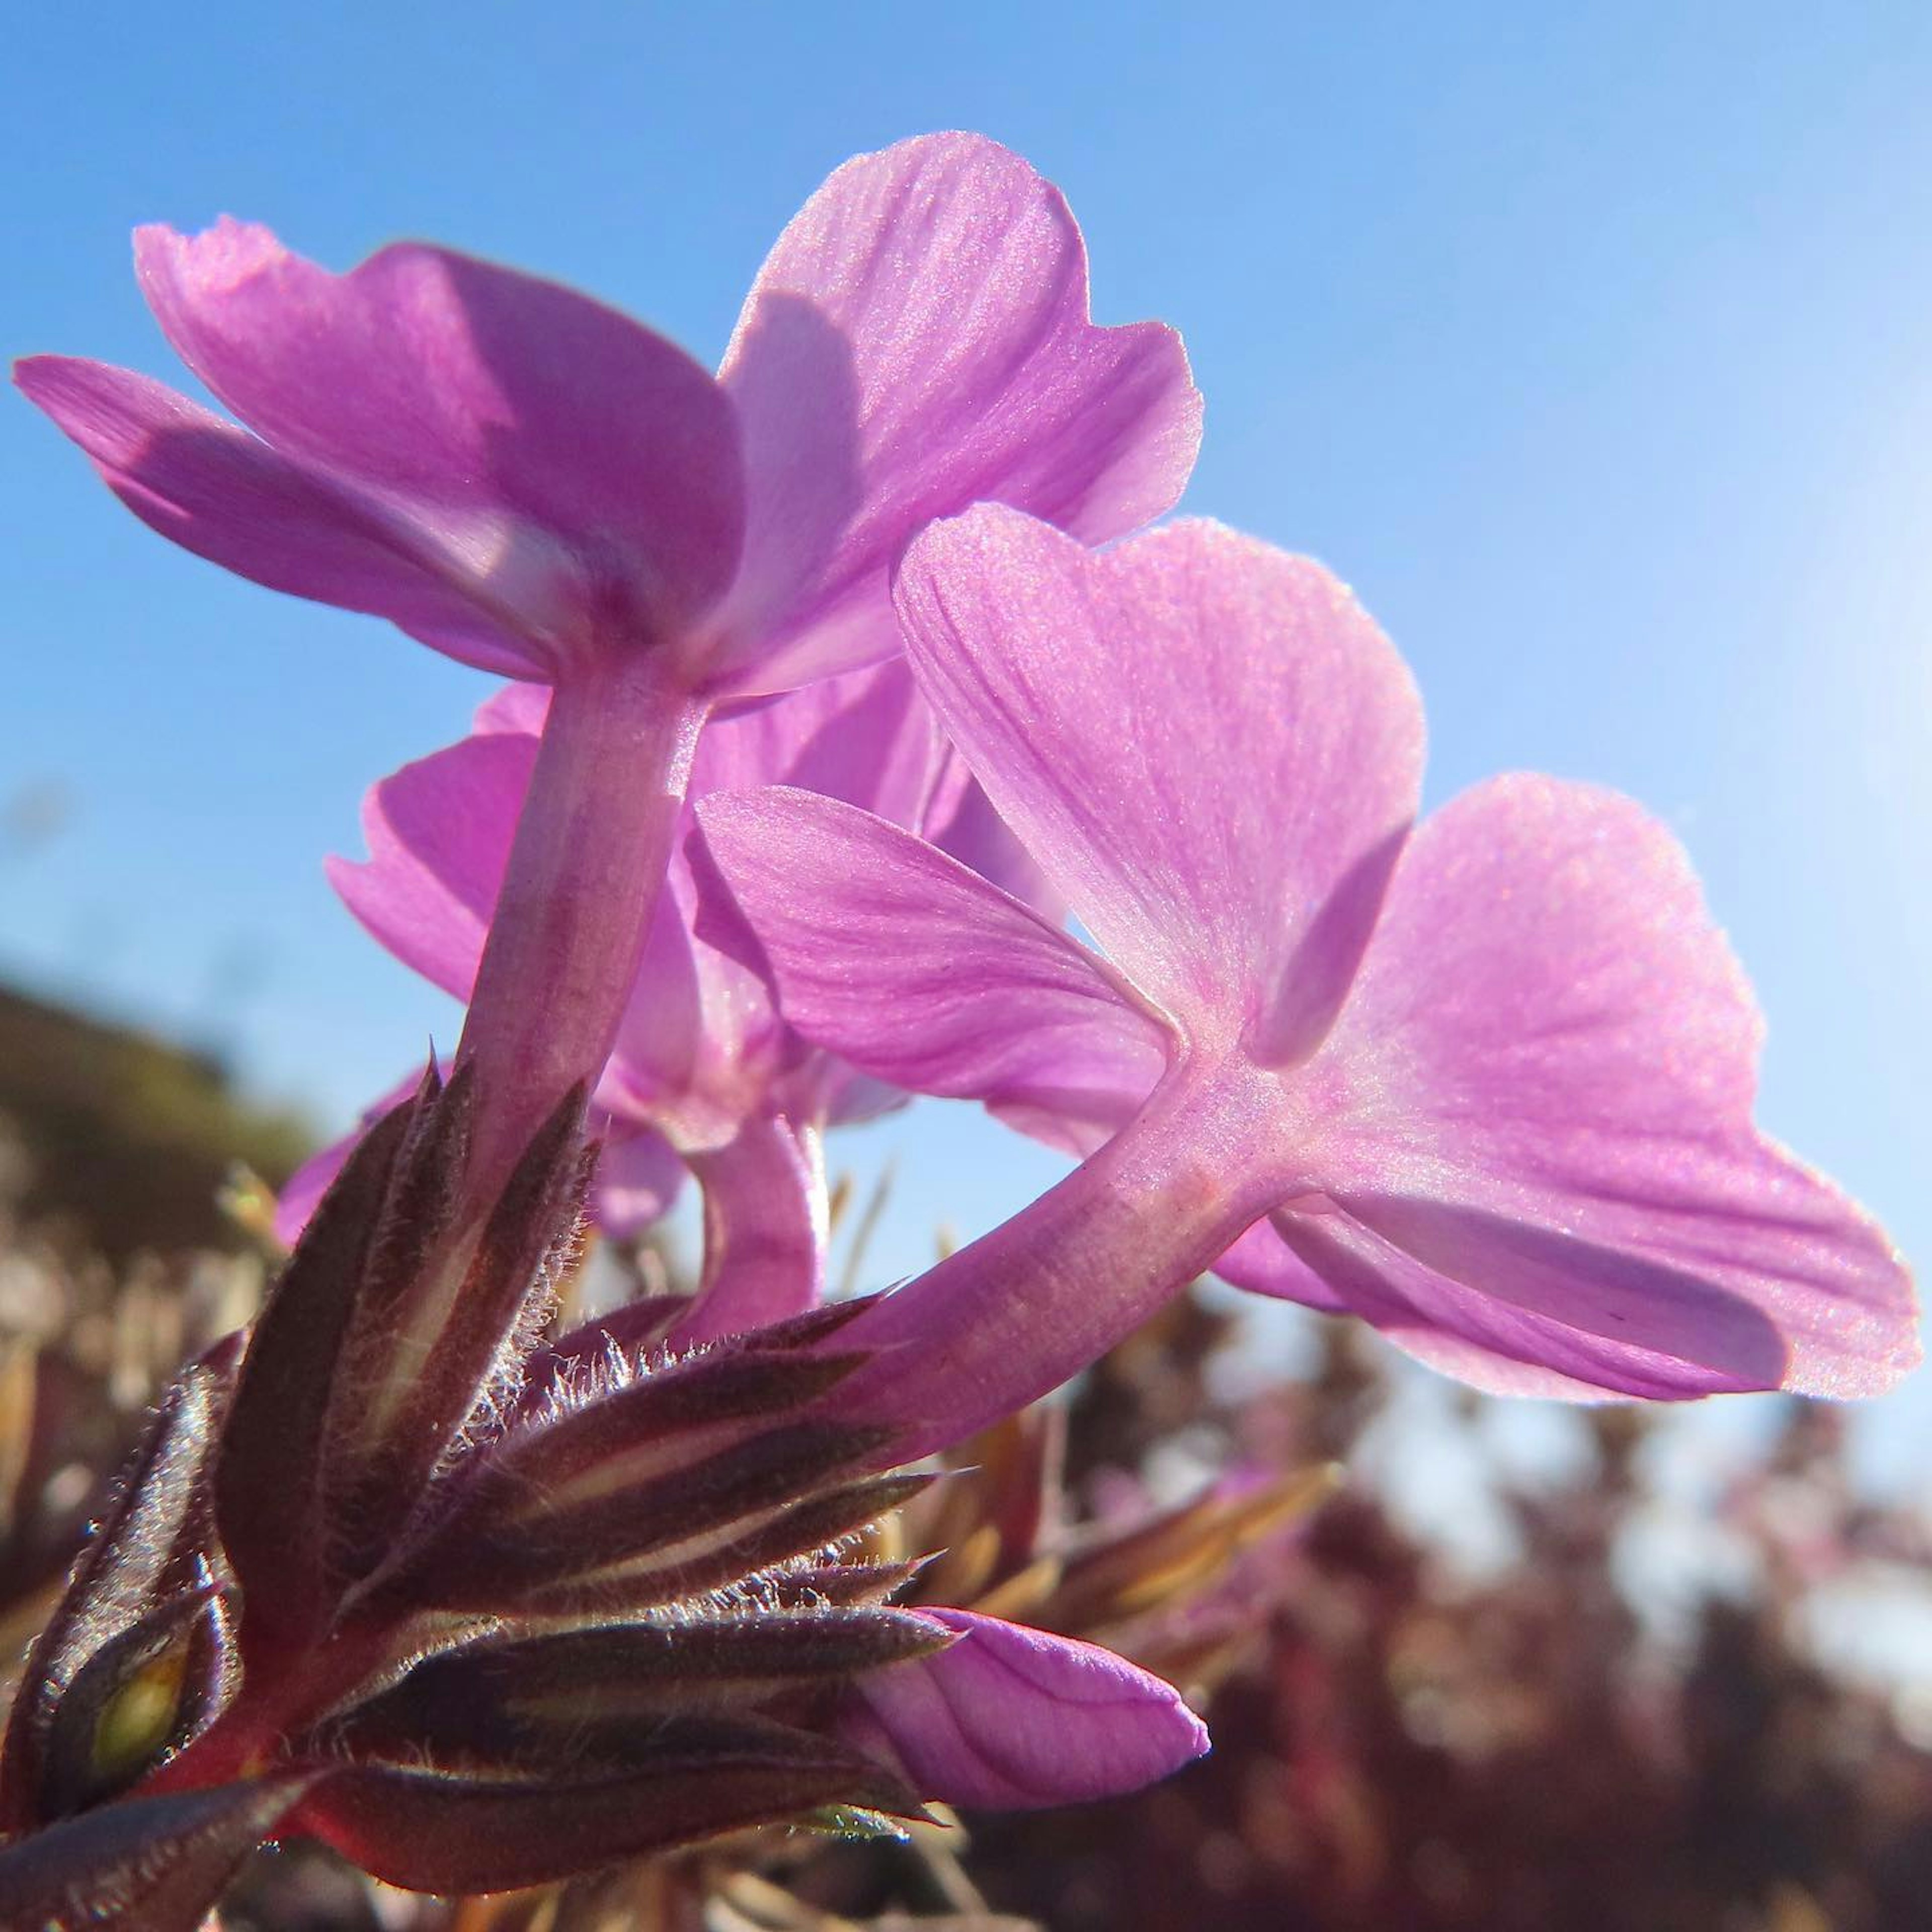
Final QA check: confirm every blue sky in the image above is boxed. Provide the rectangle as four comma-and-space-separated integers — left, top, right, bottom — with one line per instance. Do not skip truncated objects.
4, 5, 1929, 1483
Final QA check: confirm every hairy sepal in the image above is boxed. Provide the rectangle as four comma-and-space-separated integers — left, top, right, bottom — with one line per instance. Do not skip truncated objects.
1, 1342, 240, 1831
0, 1774, 312, 1932
328, 1611, 953, 1762
293, 1726, 920, 1894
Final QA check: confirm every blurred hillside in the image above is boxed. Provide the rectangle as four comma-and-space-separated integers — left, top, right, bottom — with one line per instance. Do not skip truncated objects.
0, 982, 311, 1257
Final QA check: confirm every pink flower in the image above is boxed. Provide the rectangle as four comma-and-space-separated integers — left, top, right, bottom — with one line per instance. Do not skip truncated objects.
17, 134, 1198, 1204
698, 507, 1918, 1450
286, 655, 1053, 1340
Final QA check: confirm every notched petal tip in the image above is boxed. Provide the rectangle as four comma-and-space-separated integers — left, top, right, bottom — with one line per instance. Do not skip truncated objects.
133, 215, 287, 300
711, 131, 1200, 695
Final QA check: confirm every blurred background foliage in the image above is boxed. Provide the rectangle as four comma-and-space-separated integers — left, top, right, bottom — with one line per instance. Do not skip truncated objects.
2, 982, 1928, 1930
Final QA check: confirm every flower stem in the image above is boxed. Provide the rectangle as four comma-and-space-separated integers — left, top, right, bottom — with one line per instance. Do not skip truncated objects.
454, 658, 705, 1200
839, 1055, 1298, 1463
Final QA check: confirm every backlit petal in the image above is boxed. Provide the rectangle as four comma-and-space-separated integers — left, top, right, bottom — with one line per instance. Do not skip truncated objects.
16, 357, 541, 677
1297, 776, 1917, 1397
135, 220, 745, 662
893, 511, 1424, 1061
712, 134, 1200, 693
696, 787, 1170, 1112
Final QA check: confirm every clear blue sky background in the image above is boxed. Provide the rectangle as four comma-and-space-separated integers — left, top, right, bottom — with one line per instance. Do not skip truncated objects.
4, 5, 1929, 1494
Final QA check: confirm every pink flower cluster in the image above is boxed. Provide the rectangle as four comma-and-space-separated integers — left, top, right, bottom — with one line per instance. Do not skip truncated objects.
14, 131, 1918, 1906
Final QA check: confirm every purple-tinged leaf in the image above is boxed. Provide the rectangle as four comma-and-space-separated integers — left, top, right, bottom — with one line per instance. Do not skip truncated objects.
293, 1730, 915, 1894
2, 1343, 240, 1831
0, 1774, 311, 1932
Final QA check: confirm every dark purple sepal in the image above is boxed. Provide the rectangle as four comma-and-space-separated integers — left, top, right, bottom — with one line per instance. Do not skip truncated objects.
328, 1078, 595, 1567
214, 1065, 433, 1652
497, 1469, 934, 1619
218, 1066, 597, 1644
517, 1294, 693, 1406
763, 1556, 935, 1609
36, 1581, 234, 1820
412, 1416, 895, 1608
1, 1342, 241, 1832
0, 1773, 313, 1931
291, 1724, 921, 1894
325, 1609, 954, 1763
382, 1337, 887, 1610
524, 1289, 886, 1413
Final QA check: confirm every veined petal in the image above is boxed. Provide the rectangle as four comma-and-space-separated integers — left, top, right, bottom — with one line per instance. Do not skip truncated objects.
711, 132, 1201, 694
695, 787, 1170, 1113
893, 510, 1425, 1061
925, 761, 1065, 926
850, 1608, 1208, 1808
134, 220, 745, 662
1298, 776, 1918, 1397
15, 357, 542, 678
1274, 1198, 1792, 1398
702, 657, 944, 832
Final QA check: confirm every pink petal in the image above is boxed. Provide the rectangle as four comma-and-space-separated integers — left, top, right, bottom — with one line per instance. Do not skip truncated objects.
710, 133, 1201, 694
475, 679, 548, 734
695, 787, 1171, 1116
15, 357, 540, 678
1297, 776, 1918, 1397
590, 1125, 686, 1238
925, 760, 1066, 927
663, 1113, 827, 1346
893, 510, 1425, 1061
1209, 1218, 1348, 1311
697, 657, 943, 831
328, 731, 534, 1002
1275, 1198, 1792, 1397
134, 220, 745, 666
850, 1608, 1208, 1808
